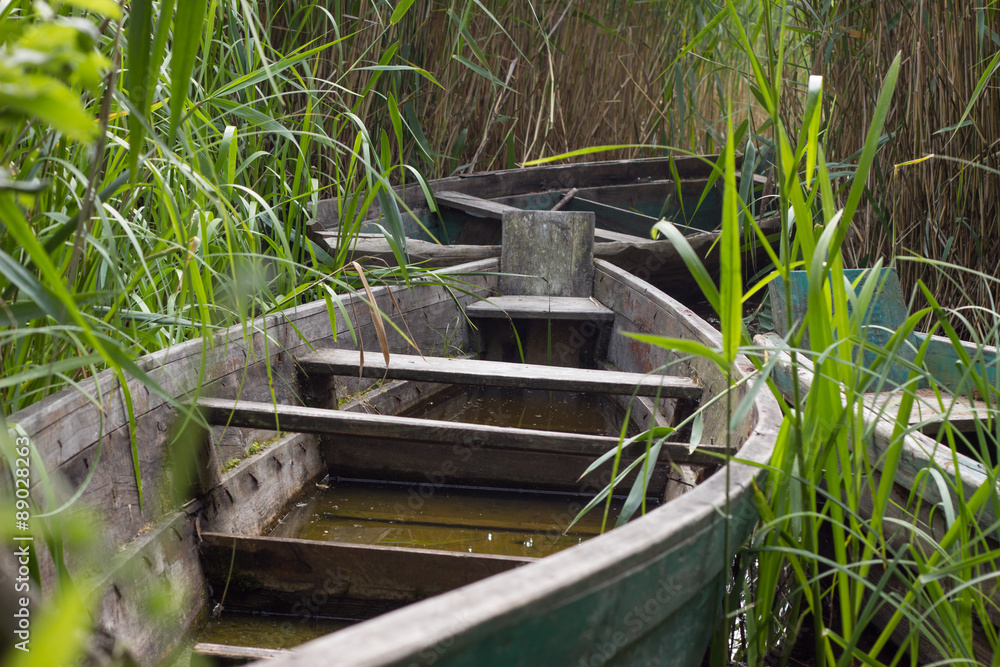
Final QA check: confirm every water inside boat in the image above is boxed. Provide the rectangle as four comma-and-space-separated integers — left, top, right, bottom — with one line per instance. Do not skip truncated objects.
268, 480, 627, 558
269, 386, 646, 558
399, 385, 627, 435
196, 613, 353, 650
193, 384, 655, 657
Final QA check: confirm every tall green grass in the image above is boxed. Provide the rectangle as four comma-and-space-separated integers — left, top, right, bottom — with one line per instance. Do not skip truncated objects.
649, 4, 1000, 665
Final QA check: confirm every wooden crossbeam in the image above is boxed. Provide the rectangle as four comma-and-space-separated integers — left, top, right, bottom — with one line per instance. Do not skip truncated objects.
193, 644, 291, 662
594, 228, 651, 244
199, 533, 532, 620
294, 349, 701, 400
436, 191, 517, 219
465, 295, 615, 321
195, 397, 724, 465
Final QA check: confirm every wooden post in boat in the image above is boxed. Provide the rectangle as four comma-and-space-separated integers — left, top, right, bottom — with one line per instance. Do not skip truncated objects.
472, 210, 610, 365
499, 210, 595, 297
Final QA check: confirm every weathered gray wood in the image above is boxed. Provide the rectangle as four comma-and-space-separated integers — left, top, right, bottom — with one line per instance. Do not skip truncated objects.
199, 433, 326, 536
466, 295, 615, 321
499, 210, 595, 297
258, 259, 782, 667
194, 644, 292, 662
312, 155, 728, 229
437, 190, 517, 219
195, 397, 724, 465
294, 349, 702, 399
593, 228, 651, 244
315, 231, 501, 266
200, 533, 532, 619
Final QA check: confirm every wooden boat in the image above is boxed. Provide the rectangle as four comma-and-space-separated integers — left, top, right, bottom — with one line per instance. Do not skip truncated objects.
310, 155, 778, 294
758, 269, 999, 663
7, 211, 781, 666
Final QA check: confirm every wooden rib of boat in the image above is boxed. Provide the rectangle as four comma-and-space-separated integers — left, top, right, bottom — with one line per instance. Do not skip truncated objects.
309, 155, 778, 294
758, 269, 999, 663
6, 210, 781, 666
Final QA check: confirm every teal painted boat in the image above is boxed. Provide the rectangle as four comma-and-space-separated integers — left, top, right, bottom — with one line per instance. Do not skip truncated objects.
6, 216, 781, 666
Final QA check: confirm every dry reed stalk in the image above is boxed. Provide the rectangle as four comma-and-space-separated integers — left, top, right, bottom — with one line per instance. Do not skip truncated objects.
822, 0, 1000, 335
265, 2, 747, 181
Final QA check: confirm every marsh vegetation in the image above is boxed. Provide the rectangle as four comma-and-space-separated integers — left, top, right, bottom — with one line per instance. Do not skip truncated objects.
2, 1, 999, 665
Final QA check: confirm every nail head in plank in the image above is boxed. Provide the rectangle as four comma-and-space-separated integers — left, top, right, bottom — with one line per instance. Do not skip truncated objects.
295, 349, 701, 399
195, 398, 725, 465
466, 296, 615, 321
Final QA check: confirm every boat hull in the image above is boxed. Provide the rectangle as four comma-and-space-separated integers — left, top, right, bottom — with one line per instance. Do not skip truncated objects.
7, 256, 781, 666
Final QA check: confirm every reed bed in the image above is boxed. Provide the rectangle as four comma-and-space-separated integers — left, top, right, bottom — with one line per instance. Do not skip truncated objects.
818, 1, 1000, 336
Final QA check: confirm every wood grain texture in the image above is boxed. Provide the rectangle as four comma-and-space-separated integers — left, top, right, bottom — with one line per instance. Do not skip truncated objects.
294, 349, 701, 399
195, 397, 725, 466
436, 190, 517, 218
466, 295, 615, 321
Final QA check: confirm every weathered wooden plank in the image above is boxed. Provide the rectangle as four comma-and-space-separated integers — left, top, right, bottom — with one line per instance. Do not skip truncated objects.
195, 398, 725, 465
465, 296, 615, 321
294, 349, 703, 399
199, 433, 326, 536
436, 190, 517, 219
199, 533, 532, 619
194, 643, 291, 662
593, 228, 651, 244
500, 210, 595, 297
315, 231, 501, 267
322, 436, 672, 494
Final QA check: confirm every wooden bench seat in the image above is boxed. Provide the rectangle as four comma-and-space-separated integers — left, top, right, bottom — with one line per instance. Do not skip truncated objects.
465, 295, 615, 321
195, 397, 723, 465
294, 349, 700, 399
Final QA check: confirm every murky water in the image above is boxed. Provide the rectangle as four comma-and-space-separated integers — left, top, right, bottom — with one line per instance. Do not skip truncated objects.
193, 385, 651, 654
401, 385, 628, 436
195, 612, 353, 650
269, 480, 629, 558
268, 387, 643, 557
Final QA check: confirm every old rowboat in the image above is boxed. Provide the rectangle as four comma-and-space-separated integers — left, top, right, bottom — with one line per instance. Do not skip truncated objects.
309, 154, 778, 294
7, 211, 780, 666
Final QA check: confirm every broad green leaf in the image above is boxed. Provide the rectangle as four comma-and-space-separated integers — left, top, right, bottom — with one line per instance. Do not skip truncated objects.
126, 0, 153, 172
719, 118, 741, 365
837, 52, 901, 251
170, 0, 208, 139
651, 219, 720, 313
390, 0, 417, 24
61, 0, 121, 16
623, 332, 727, 369
0, 76, 96, 142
